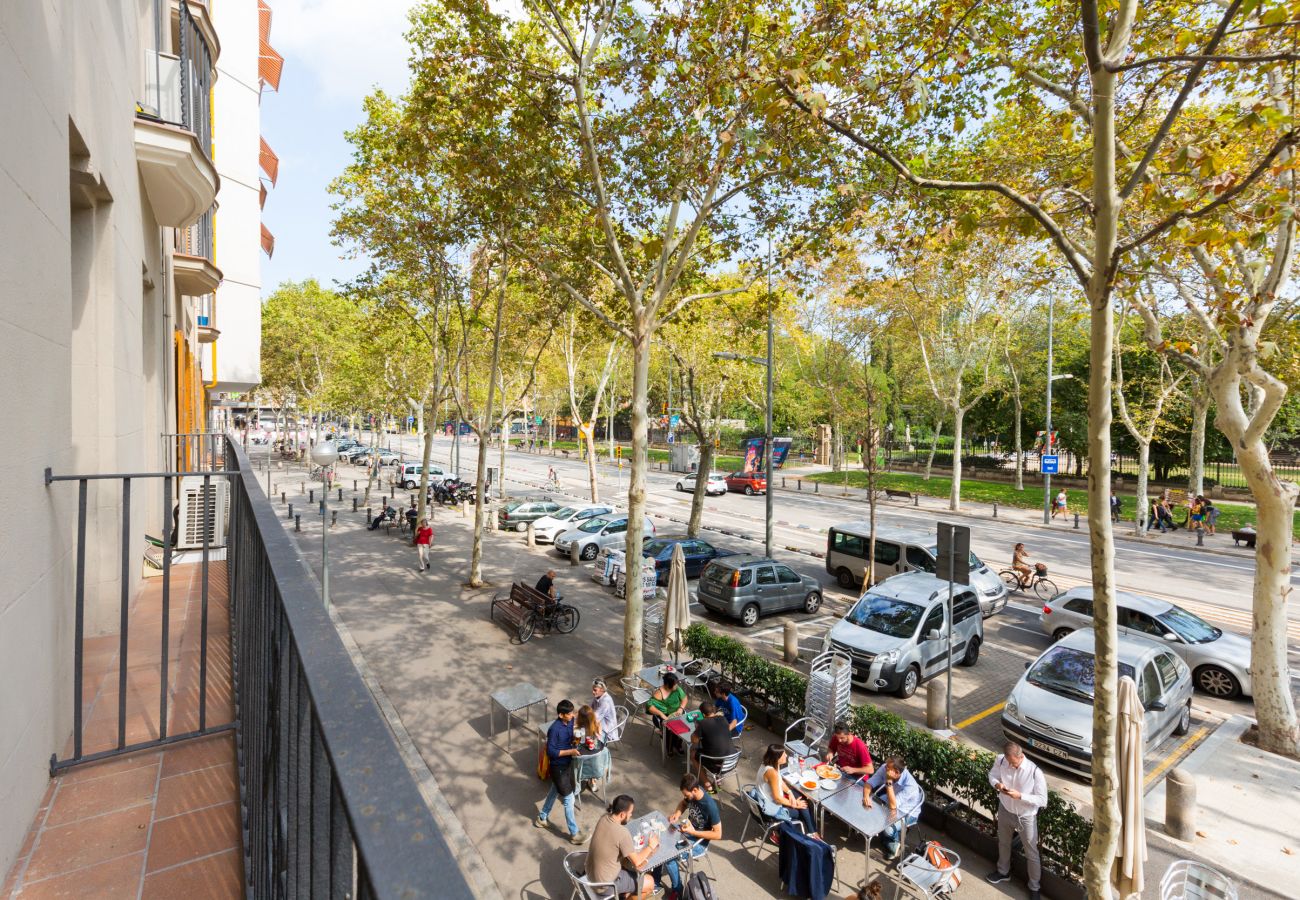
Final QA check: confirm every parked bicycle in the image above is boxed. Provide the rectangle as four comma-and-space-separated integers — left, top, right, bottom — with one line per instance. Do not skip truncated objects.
519, 600, 580, 643
998, 563, 1058, 600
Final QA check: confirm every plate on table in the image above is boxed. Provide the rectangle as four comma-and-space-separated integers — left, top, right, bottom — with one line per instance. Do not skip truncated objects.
819, 778, 839, 790
815, 765, 841, 780
800, 776, 821, 791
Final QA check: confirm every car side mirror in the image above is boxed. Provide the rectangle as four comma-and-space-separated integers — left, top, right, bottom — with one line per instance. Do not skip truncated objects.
1024, 661, 1031, 670
926, 629, 942, 642
1145, 700, 1167, 712
1163, 633, 1179, 643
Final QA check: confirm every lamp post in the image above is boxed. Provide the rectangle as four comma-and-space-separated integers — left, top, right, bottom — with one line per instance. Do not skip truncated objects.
311, 441, 338, 607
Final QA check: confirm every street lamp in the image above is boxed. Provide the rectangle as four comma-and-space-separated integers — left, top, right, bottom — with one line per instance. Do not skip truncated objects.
311, 441, 338, 607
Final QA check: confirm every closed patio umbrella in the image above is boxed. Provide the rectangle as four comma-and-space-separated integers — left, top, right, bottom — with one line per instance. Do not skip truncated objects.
1113, 675, 1147, 898
661, 543, 691, 665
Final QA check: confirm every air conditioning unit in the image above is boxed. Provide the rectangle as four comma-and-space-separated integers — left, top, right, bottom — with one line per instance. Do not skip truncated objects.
177, 476, 229, 550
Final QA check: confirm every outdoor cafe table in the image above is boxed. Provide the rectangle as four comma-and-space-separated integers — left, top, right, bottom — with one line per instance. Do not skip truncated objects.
488, 682, 547, 752
817, 778, 899, 885
784, 764, 853, 834
627, 810, 682, 875
662, 714, 697, 772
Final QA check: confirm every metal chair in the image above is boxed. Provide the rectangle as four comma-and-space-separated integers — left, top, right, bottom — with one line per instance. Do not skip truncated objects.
619, 676, 651, 729
896, 843, 961, 899
563, 850, 618, 900
680, 657, 717, 695
732, 702, 750, 755
605, 705, 631, 756
783, 716, 827, 762
679, 835, 719, 882
1160, 860, 1238, 900
738, 784, 783, 862
695, 747, 743, 794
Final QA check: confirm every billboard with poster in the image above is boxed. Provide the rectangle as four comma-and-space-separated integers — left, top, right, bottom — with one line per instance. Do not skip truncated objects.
742, 437, 795, 472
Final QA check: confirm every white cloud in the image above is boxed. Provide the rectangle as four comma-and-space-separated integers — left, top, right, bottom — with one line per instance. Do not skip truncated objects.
268, 0, 418, 102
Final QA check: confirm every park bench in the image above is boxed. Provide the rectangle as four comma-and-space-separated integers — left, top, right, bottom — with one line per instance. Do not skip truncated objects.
1231, 530, 1257, 549
884, 488, 915, 502
490, 582, 553, 643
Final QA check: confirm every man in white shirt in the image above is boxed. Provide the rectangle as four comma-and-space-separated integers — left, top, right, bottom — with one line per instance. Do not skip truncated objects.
986, 741, 1047, 900
591, 678, 620, 742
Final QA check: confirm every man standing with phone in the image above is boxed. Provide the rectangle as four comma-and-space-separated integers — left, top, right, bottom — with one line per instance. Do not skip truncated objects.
986, 741, 1047, 900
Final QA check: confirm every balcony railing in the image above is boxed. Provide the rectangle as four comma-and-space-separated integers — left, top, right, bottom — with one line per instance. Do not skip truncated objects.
176, 206, 214, 260
45, 435, 474, 898
140, 0, 213, 155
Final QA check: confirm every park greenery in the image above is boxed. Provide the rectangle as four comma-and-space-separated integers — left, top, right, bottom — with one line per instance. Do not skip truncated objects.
259, 0, 1300, 890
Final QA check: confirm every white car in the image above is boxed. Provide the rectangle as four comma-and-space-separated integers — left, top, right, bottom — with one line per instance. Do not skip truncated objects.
555, 514, 657, 561
675, 471, 728, 496
531, 503, 616, 544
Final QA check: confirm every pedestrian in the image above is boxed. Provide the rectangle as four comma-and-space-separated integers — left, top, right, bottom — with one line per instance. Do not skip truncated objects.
1205, 499, 1220, 535
535, 700, 587, 844
1109, 493, 1121, 523
1052, 489, 1068, 520
414, 519, 433, 571
1190, 495, 1206, 532
986, 741, 1047, 900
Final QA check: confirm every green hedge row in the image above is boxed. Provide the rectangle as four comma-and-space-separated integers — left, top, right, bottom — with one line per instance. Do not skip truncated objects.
682, 623, 1091, 880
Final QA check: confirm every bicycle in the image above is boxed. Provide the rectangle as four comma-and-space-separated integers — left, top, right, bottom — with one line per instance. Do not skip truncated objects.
998, 563, 1058, 600
519, 599, 580, 643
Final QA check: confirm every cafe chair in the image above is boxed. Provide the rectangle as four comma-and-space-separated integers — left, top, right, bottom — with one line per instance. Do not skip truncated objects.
896, 842, 961, 899
679, 835, 719, 882
739, 784, 784, 863
783, 717, 827, 762
563, 851, 618, 900
695, 748, 743, 795
619, 676, 651, 729
732, 703, 750, 756
680, 657, 717, 694
1160, 860, 1238, 900
606, 706, 631, 756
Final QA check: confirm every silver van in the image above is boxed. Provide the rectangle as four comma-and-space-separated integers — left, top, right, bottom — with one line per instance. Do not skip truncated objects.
822, 572, 984, 698
825, 523, 1008, 617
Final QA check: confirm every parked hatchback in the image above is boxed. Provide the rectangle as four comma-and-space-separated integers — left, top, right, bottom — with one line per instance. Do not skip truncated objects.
725, 471, 767, 495
531, 504, 615, 544
676, 472, 728, 496
1040, 587, 1252, 699
555, 514, 657, 561
1002, 628, 1193, 778
643, 536, 736, 583
497, 499, 562, 532
823, 572, 984, 698
697, 555, 822, 627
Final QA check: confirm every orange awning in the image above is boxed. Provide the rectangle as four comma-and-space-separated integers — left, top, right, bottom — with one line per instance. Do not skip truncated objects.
259, 0, 272, 42
259, 181, 267, 210
260, 223, 275, 258
259, 38, 284, 91
259, 136, 279, 186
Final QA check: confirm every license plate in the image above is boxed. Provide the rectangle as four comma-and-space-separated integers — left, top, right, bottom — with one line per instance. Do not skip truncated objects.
1027, 738, 1071, 760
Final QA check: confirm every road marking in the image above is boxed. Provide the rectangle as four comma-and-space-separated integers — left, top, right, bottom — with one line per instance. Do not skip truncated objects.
1145, 725, 1210, 788
955, 702, 1005, 730
997, 624, 1051, 640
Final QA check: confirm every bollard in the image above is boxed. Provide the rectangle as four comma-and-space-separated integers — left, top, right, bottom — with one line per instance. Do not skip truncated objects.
287, 503, 294, 520
993, 502, 998, 519
366, 508, 373, 524
319, 500, 326, 517
331, 510, 338, 527
1073, 512, 1080, 529
382, 496, 388, 508
814, 482, 819, 494
338, 488, 343, 502
354, 479, 358, 491
461, 502, 467, 518
294, 514, 301, 532
783, 622, 800, 664
925, 680, 947, 730
409, 493, 415, 506
280, 491, 286, 504
913, 494, 919, 507
353, 498, 358, 512
526, 521, 536, 548
1196, 529, 1204, 547
1165, 768, 1197, 841
300, 482, 305, 494
569, 540, 581, 567
782, 477, 786, 488
798, 479, 802, 491
309, 489, 314, 503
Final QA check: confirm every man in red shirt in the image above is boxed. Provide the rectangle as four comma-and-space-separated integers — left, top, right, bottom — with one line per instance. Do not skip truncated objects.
824, 720, 874, 776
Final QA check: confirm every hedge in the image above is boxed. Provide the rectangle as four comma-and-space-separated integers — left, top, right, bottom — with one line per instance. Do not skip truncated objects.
682, 623, 1092, 880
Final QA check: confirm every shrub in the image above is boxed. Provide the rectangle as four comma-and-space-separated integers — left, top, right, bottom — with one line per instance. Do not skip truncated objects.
682, 623, 1089, 880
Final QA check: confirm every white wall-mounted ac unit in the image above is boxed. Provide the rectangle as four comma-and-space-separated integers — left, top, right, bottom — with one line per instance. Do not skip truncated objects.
177, 476, 229, 550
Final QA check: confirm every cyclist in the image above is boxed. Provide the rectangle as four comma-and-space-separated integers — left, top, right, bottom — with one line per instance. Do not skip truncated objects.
547, 466, 561, 489
1012, 543, 1033, 588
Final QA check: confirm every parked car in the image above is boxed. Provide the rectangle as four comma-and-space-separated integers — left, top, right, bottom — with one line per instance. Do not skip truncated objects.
1002, 628, 1193, 778
1040, 587, 1252, 698
555, 514, 657, 561
398, 463, 424, 489
822, 572, 984, 698
724, 471, 767, 495
374, 450, 400, 466
497, 499, 562, 532
643, 536, 736, 583
345, 446, 373, 463
531, 503, 616, 544
825, 522, 1008, 616
697, 555, 823, 628
675, 471, 728, 496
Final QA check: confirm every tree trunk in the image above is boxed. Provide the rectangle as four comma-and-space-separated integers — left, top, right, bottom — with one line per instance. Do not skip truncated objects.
924, 419, 942, 480
1188, 389, 1209, 497
585, 427, 600, 502
621, 326, 651, 677
498, 412, 507, 500
469, 278, 506, 589
417, 420, 434, 525
1013, 395, 1024, 491
363, 426, 379, 505
1135, 441, 1149, 536
688, 439, 714, 538
830, 421, 842, 472
949, 406, 964, 511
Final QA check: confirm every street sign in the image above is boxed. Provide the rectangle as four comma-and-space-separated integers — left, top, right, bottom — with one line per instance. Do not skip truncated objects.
669, 414, 679, 428
935, 522, 971, 585
667, 432, 675, 444
1041, 454, 1059, 474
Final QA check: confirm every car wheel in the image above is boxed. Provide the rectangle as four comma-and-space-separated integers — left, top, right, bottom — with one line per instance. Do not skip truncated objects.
836, 568, 857, 590
744, 485, 755, 496
580, 543, 599, 561
803, 591, 822, 614
739, 603, 760, 627
516, 521, 529, 533
1052, 627, 1074, 643
1173, 701, 1192, 736
676, 481, 684, 491
897, 666, 920, 699
960, 637, 981, 667
1194, 665, 1241, 700
404, 480, 415, 489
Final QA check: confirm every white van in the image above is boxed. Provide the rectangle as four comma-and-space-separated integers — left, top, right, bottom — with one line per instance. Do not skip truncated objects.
825, 522, 1008, 617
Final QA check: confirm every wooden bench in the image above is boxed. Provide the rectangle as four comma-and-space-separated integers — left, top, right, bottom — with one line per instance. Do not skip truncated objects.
884, 488, 915, 502
490, 582, 552, 643
1231, 530, 1257, 549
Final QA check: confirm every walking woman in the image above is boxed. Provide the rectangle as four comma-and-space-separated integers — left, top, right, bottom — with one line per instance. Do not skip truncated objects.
414, 519, 433, 571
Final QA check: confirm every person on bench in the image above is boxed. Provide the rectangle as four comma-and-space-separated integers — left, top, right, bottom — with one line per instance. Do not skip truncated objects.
536, 569, 561, 604
369, 501, 397, 531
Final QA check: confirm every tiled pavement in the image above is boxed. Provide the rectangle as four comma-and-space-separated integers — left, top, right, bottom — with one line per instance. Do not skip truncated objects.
3, 563, 243, 899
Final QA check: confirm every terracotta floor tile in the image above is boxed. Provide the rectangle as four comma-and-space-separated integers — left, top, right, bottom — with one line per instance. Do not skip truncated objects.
156, 764, 238, 819
146, 801, 240, 873
160, 733, 235, 778
23, 805, 152, 882
141, 848, 243, 900
45, 764, 159, 826
59, 749, 163, 785
15, 851, 144, 899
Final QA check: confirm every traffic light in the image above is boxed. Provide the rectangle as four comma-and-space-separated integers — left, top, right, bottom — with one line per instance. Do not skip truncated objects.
662, 401, 668, 414
615, 445, 622, 458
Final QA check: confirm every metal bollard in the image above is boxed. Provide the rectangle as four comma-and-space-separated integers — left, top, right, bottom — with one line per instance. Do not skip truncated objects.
353, 498, 358, 512
925, 680, 947, 730
1197, 529, 1204, 547
913, 494, 919, 507
782, 477, 786, 488
338, 488, 343, 501
783, 622, 800, 664
280, 491, 286, 503
526, 521, 536, 547
300, 482, 305, 494
309, 489, 314, 503
331, 510, 338, 527
798, 479, 802, 491
366, 508, 372, 524
354, 479, 358, 491
287, 503, 294, 519
1165, 768, 1197, 841
993, 502, 998, 518
461, 502, 467, 518
814, 482, 819, 494
569, 540, 581, 567
1073, 512, 1080, 529
382, 496, 388, 508
294, 514, 301, 532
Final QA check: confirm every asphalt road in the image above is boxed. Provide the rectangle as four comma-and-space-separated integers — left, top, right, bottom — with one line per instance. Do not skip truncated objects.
365, 432, 1299, 808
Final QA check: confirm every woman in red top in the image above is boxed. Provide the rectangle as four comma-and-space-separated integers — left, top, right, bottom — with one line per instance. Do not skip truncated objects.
414, 519, 434, 571
824, 720, 874, 776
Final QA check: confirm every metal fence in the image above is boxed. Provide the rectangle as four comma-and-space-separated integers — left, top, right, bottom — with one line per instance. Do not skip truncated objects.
1109, 453, 1300, 490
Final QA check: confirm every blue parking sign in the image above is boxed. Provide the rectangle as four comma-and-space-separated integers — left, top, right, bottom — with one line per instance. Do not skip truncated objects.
1041, 455, 1059, 474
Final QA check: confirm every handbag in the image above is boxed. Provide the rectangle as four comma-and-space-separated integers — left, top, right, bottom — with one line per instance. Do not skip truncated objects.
537, 744, 550, 780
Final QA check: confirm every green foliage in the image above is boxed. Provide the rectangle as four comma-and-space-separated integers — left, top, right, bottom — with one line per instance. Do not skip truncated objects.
682, 623, 1090, 879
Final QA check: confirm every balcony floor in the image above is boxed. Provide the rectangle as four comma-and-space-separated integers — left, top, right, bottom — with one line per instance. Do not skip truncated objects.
3, 563, 243, 898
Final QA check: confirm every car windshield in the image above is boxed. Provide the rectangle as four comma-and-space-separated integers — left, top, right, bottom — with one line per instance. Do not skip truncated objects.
927, 545, 982, 571
1157, 605, 1222, 643
1027, 646, 1136, 703
579, 517, 612, 533
845, 595, 925, 638
643, 540, 671, 554
552, 507, 577, 520
504, 501, 525, 513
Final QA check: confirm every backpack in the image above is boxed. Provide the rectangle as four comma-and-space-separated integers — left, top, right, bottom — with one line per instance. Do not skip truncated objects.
922, 840, 962, 889
684, 871, 718, 900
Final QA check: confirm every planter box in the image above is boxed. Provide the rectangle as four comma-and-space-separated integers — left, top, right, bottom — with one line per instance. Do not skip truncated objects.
942, 809, 1085, 900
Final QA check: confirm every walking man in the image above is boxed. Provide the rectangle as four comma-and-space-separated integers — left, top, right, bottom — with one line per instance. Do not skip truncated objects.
536, 699, 587, 844
986, 741, 1047, 900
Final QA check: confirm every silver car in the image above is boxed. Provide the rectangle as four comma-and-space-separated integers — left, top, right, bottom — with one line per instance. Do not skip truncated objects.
554, 514, 657, 561
1040, 587, 1252, 699
1002, 628, 1193, 779
675, 471, 727, 496
530, 503, 615, 544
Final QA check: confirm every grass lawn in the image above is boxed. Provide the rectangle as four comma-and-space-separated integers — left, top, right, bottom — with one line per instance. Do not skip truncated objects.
806, 469, 1300, 538
535, 439, 746, 471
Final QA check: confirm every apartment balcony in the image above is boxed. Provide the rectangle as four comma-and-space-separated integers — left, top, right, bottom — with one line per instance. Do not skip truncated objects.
174, 208, 222, 296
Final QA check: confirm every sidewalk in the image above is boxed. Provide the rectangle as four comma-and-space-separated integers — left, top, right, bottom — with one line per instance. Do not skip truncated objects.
269, 471, 1282, 900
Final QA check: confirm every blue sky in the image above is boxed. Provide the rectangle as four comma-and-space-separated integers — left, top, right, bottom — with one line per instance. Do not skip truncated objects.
259, 0, 418, 297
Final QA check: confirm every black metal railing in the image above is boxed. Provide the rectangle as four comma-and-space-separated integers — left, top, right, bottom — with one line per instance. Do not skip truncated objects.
140, 0, 213, 155
176, 206, 215, 261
